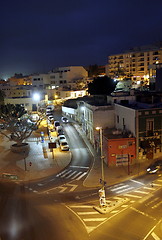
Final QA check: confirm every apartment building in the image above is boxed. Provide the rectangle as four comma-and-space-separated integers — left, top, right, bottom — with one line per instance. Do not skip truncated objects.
48, 66, 88, 90
106, 43, 162, 85
8, 74, 32, 86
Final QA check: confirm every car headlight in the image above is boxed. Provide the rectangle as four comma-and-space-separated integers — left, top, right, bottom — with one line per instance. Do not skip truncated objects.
147, 168, 151, 171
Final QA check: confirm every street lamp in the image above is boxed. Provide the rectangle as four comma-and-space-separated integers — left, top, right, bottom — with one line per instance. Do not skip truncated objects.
33, 92, 40, 112
96, 127, 106, 208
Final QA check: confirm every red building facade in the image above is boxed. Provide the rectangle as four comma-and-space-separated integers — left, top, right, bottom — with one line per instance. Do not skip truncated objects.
106, 137, 136, 166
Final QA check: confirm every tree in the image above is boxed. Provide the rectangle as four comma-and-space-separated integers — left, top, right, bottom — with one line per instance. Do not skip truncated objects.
0, 104, 44, 146
88, 76, 117, 95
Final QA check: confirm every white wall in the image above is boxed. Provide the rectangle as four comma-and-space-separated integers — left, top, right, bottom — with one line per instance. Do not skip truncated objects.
4, 97, 34, 111
115, 103, 136, 136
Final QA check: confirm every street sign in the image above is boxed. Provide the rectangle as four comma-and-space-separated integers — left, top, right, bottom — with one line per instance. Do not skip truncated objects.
99, 188, 106, 207
48, 142, 56, 149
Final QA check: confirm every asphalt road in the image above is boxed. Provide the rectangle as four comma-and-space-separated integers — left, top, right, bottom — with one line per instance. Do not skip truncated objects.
89, 187, 162, 240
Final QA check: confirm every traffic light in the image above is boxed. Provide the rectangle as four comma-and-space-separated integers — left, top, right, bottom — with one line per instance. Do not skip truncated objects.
29, 162, 32, 167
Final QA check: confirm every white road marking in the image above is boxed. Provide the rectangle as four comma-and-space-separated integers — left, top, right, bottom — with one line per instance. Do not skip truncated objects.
143, 186, 155, 190
71, 171, 82, 179
70, 205, 93, 208
76, 172, 87, 180
66, 171, 77, 178
124, 193, 142, 198
78, 212, 100, 215
116, 187, 134, 194
87, 227, 96, 234
66, 183, 78, 192
111, 185, 129, 191
151, 183, 161, 186
70, 166, 89, 169
156, 179, 162, 182
61, 170, 72, 178
130, 207, 156, 220
143, 219, 162, 240
121, 205, 128, 208
110, 210, 119, 214
109, 183, 123, 189
151, 232, 161, 240
58, 186, 67, 193
133, 190, 149, 194
56, 169, 68, 177
130, 179, 145, 185
113, 196, 124, 200
84, 218, 107, 222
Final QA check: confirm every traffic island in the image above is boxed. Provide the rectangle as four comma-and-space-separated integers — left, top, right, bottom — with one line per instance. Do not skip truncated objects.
93, 197, 129, 214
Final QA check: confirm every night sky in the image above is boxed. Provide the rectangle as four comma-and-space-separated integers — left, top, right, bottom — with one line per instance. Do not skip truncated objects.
1, 0, 162, 79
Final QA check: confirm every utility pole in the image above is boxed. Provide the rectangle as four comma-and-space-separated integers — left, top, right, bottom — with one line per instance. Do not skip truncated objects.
96, 127, 106, 208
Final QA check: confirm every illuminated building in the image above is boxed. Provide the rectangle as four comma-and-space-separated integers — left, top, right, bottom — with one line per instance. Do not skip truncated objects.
106, 43, 162, 86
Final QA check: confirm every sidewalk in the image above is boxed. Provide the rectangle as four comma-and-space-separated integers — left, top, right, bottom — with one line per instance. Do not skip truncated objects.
0, 123, 71, 182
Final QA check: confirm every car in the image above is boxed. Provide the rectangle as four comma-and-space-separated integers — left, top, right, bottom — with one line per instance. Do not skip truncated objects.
46, 105, 54, 111
0, 123, 5, 129
54, 121, 60, 129
61, 117, 69, 123
46, 110, 53, 116
56, 128, 64, 136
58, 134, 66, 143
60, 141, 69, 151
56, 125, 62, 132
48, 115, 54, 122
146, 160, 162, 174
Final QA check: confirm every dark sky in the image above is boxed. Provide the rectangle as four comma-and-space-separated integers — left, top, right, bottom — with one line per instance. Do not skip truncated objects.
1, 0, 162, 79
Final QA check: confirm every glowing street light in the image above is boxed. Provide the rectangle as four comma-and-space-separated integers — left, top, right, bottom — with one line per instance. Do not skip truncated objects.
33, 93, 40, 101
33, 93, 40, 112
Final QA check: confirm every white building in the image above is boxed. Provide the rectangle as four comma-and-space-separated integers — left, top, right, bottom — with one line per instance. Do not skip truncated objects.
48, 66, 88, 90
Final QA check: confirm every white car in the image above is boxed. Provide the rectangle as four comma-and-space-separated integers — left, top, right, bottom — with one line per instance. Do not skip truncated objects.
60, 141, 69, 151
48, 115, 54, 122
61, 117, 69, 123
58, 135, 66, 143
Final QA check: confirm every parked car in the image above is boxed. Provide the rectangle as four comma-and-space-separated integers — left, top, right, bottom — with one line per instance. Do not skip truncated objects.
146, 160, 162, 174
60, 141, 69, 151
56, 128, 64, 136
61, 117, 69, 123
46, 105, 54, 111
58, 134, 66, 143
56, 125, 62, 132
54, 121, 60, 129
48, 115, 54, 122
46, 110, 53, 116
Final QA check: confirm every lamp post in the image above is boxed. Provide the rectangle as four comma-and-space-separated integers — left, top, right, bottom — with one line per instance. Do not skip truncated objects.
33, 92, 40, 112
96, 127, 106, 208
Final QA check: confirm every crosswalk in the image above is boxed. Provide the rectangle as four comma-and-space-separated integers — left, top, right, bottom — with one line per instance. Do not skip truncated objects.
56, 167, 89, 181
109, 178, 162, 200
68, 196, 129, 234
